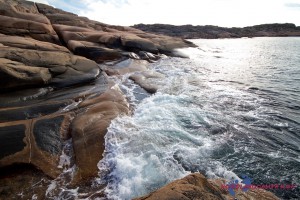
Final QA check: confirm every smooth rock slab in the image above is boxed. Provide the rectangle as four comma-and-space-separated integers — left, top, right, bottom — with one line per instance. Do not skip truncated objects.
0, 0, 60, 44
33, 115, 65, 155
134, 173, 279, 200
120, 34, 158, 53
0, 58, 52, 91
102, 58, 149, 76
0, 100, 71, 123
0, 124, 26, 160
129, 70, 165, 94
0, 34, 69, 52
0, 114, 74, 178
71, 86, 129, 182
0, 46, 100, 90
0, 70, 109, 180
0, 0, 50, 24
0, 121, 31, 171
67, 40, 122, 62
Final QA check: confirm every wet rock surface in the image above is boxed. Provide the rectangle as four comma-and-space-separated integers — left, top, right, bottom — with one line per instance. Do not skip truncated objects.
0, 125, 26, 160
134, 173, 279, 200
71, 86, 129, 182
129, 70, 165, 94
101, 58, 149, 76
0, 0, 193, 198
0, 43, 100, 90
0, 164, 50, 200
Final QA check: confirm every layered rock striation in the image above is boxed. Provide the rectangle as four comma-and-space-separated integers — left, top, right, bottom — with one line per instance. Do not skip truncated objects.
0, 0, 193, 187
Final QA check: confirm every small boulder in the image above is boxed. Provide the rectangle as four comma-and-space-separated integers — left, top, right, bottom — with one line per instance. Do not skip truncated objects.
129, 70, 165, 94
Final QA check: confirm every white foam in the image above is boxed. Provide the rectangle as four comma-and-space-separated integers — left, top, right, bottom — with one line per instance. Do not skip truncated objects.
97, 55, 266, 199
99, 89, 236, 199
46, 181, 57, 196
57, 149, 71, 170
97, 48, 290, 199
31, 194, 38, 200
45, 139, 78, 199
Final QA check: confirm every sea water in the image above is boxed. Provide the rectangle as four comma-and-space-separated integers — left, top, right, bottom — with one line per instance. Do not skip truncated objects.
98, 37, 300, 200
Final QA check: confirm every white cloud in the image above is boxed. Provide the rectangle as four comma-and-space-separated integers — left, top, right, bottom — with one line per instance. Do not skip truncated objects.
52, 0, 300, 27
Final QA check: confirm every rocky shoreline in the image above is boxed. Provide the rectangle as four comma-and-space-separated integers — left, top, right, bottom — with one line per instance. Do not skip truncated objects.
133, 23, 300, 39
0, 0, 279, 199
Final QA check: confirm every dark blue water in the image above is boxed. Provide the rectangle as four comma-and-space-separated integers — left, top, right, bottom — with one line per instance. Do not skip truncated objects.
191, 37, 300, 199
98, 37, 300, 199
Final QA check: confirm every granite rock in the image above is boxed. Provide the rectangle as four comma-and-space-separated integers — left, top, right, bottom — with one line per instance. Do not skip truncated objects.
134, 173, 280, 200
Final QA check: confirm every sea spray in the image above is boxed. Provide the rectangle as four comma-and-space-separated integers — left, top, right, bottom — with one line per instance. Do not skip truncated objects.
98, 38, 300, 199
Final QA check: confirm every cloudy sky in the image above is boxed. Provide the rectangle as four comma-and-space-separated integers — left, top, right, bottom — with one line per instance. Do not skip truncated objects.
31, 0, 300, 27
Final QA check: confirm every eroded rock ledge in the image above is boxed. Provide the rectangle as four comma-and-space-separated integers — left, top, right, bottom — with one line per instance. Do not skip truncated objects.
0, 0, 193, 183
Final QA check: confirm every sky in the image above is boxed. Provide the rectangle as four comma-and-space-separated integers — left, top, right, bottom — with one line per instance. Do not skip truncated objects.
30, 0, 300, 27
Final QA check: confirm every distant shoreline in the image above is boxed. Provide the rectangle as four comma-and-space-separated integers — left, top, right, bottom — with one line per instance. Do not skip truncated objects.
132, 23, 300, 39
